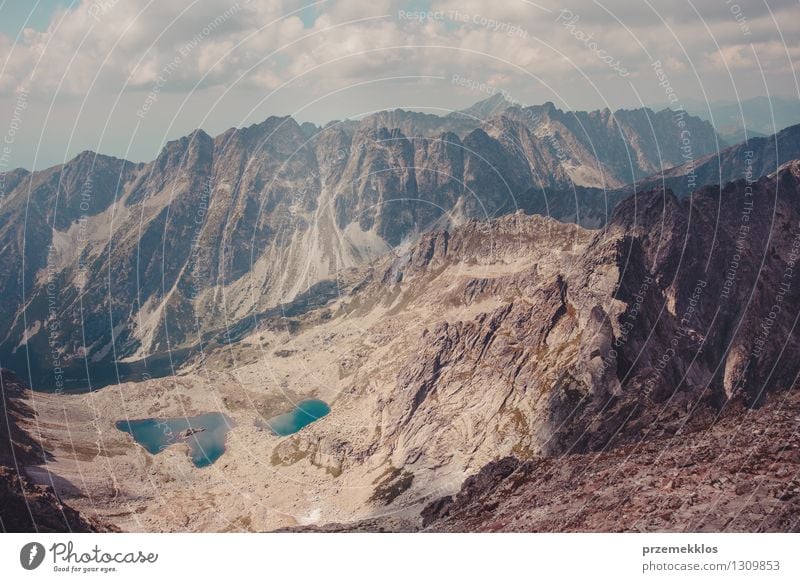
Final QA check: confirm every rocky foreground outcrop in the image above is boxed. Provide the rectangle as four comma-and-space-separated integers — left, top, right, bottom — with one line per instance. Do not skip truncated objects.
0, 466, 112, 533
423, 387, 800, 532
0, 369, 112, 532
285, 381, 800, 533
267, 160, 800, 528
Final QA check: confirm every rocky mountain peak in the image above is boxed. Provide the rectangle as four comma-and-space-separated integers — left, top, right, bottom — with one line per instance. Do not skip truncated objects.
0, 101, 756, 393
452, 92, 514, 121
771, 158, 800, 180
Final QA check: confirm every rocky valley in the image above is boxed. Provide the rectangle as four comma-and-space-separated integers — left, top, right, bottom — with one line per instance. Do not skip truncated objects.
2, 101, 800, 533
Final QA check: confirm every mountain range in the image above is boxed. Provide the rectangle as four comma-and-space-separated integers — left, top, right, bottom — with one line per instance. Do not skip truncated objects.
0, 98, 727, 390
682, 96, 800, 145
2, 98, 800, 532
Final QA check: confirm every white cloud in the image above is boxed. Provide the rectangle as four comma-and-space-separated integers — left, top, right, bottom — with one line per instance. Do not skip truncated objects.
0, 0, 796, 168
0, 0, 796, 98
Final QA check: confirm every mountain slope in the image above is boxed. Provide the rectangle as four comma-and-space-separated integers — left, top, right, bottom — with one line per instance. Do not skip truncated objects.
0, 369, 112, 532
235, 160, 800, 520
272, 160, 800, 507
528, 122, 800, 229
423, 386, 800, 532
13, 161, 800, 532
636, 122, 800, 197
0, 103, 720, 391
287, 386, 800, 532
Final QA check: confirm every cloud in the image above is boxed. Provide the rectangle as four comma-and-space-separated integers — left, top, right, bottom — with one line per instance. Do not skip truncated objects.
0, 0, 795, 100
0, 0, 796, 168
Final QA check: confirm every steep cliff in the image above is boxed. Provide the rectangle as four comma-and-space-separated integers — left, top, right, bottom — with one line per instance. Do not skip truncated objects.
0, 102, 722, 391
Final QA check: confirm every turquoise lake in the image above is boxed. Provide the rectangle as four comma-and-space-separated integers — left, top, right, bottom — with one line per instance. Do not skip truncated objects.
264, 399, 330, 436
115, 412, 233, 468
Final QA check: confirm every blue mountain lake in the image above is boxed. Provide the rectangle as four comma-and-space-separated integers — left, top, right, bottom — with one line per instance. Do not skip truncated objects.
264, 399, 330, 436
116, 412, 234, 468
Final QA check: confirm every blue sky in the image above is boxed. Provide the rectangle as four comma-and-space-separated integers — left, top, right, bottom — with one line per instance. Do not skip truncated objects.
0, 0, 72, 37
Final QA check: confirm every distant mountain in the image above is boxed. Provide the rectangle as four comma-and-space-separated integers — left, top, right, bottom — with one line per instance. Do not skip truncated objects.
717, 127, 768, 146
449, 92, 514, 121
683, 96, 800, 145
636, 122, 800, 197
536, 122, 800, 228
0, 101, 720, 390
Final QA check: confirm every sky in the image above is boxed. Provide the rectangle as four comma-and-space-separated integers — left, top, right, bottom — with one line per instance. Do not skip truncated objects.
0, 0, 798, 169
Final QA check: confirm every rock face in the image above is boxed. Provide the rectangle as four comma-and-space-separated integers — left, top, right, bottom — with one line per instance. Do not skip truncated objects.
277, 157, 800, 530
286, 386, 800, 533
340, 162, 800, 467
0, 466, 112, 533
529, 122, 800, 229
179, 427, 205, 438
275, 160, 800, 512
422, 386, 800, 532
636, 122, 800, 197
0, 101, 720, 390
0, 369, 111, 532
9, 161, 800, 533
5, 96, 800, 533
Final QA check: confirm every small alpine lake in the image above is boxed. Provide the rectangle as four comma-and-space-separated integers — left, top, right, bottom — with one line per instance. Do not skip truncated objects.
115, 412, 234, 468
263, 399, 330, 436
